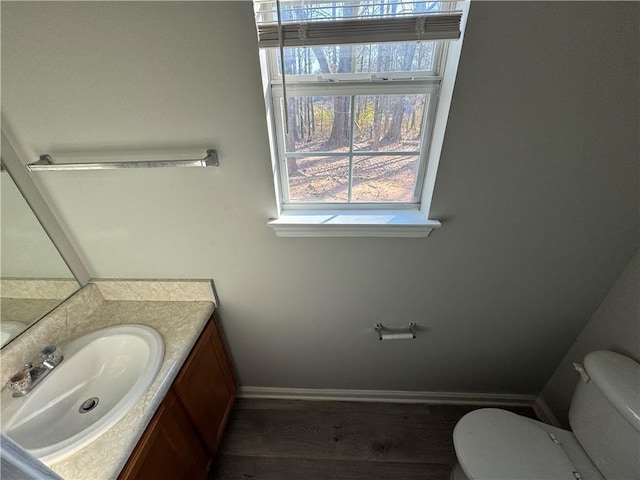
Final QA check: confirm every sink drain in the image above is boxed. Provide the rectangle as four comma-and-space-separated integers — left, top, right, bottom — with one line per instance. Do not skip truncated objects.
79, 397, 99, 413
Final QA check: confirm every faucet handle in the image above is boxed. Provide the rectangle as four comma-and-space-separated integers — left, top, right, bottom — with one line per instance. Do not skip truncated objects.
7, 370, 32, 396
40, 345, 63, 368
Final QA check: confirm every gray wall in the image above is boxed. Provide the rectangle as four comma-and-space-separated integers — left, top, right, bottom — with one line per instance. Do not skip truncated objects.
1, 2, 638, 394
541, 251, 640, 426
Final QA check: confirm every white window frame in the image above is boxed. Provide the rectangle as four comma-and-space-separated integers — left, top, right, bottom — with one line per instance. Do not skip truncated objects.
259, 1, 470, 237
272, 80, 440, 208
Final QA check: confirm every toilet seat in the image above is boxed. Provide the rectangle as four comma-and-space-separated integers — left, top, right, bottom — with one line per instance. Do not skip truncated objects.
453, 408, 578, 480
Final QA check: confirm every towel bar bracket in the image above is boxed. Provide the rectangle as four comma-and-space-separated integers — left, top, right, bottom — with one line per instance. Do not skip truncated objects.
203, 149, 219, 167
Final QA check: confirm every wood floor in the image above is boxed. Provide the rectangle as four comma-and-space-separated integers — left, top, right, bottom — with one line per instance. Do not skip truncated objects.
210, 398, 537, 480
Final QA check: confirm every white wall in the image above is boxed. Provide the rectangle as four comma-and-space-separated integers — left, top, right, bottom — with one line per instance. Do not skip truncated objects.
541, 250, 640, 425
1, 2, 638, 394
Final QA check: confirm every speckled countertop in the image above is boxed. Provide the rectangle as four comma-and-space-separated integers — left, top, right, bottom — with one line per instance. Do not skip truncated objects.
0, 279, 217, 480
1, 279, 82, 345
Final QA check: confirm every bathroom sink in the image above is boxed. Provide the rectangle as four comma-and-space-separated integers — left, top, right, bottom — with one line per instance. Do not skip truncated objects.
1, 324, 164, 464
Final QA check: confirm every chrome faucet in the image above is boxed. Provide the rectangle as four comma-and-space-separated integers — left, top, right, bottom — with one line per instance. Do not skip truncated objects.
7, 345, 63, 397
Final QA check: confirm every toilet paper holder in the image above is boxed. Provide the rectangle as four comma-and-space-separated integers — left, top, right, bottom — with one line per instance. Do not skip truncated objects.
375, 322, 416, 340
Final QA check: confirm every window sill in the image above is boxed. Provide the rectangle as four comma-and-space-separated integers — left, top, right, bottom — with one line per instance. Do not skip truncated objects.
267, 210, 441, 238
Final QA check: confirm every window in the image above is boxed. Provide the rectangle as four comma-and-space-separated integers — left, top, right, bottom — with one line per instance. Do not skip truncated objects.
255, 0, 469, 237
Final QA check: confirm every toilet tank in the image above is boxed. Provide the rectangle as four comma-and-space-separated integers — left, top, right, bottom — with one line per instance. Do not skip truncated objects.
569, 351, 640, 480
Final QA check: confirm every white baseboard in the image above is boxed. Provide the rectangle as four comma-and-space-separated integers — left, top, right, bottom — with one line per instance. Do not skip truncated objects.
533, 395, 562, 427
238, 386, 537, 407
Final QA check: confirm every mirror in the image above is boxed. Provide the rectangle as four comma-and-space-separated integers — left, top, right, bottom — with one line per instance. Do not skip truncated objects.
0, 162, 80, 347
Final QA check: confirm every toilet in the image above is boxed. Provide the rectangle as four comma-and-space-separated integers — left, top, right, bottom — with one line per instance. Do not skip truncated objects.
451, 350, 640, 480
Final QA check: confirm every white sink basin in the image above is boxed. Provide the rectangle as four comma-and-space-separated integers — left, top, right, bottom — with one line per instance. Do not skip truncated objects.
1, 324, 164, 464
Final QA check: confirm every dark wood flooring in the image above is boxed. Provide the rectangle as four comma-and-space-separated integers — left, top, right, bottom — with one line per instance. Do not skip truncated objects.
210, 399, 537, 480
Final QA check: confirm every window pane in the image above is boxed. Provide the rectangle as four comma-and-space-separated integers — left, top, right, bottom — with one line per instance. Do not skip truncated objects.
280, 42, 436, 76
353, 95, 428, 152
355, 42, 436, 74
283, 96, 351, 154
351, 155, 419, 202
287, 155, 349, 202
272, 0, 446, 22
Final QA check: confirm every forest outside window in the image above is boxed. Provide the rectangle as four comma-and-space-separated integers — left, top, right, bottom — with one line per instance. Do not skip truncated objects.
255, 1, 469, 236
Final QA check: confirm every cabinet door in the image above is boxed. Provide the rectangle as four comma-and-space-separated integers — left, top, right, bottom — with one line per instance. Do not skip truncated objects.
118, 390, 210, 480
174, 313, 237, 455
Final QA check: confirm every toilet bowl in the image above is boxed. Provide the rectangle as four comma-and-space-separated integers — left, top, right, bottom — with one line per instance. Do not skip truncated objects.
451, 351, 640, 480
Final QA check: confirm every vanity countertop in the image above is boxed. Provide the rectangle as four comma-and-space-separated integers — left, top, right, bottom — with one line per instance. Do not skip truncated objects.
0, 280, 217, 480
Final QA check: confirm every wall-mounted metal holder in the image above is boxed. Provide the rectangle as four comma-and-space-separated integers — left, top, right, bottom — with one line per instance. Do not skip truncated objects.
26, 149, 219, 172
375, 322, 416, 340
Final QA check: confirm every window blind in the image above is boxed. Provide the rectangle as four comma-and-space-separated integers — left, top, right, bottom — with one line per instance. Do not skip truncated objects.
255, 1, 462, 48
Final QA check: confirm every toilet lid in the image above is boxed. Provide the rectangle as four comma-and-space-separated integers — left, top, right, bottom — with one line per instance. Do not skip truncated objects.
453, 409, 578, 480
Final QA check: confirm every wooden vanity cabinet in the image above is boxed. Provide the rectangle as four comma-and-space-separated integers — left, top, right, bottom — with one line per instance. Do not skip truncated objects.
173, 315, 236, 454
119, 312, 236, 480
117, 389, 210, 480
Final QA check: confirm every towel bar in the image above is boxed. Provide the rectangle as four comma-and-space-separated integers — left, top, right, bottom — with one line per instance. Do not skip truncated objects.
26, 150, 219, 172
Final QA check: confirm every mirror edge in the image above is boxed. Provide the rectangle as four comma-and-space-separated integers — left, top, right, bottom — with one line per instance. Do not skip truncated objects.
1, 129, 91, 286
